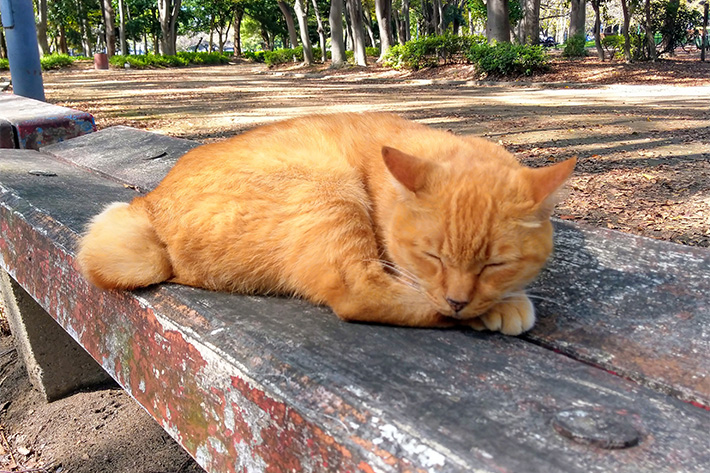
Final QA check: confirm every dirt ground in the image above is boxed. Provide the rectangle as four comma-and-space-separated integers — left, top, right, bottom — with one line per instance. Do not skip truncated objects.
1, 52, 709, 473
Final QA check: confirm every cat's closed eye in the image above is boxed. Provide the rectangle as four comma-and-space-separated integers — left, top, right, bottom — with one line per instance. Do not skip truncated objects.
423, 251, 442, 262
486, 261, 506, 268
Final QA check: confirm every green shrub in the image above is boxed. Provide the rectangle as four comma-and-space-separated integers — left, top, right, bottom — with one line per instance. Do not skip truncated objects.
601, 34, 625, 59
40, 54, 74, 70
563, 34, 587, 57
263, 46, 303, 66
384, 34, 487, 70
109, 52, 233, 69
243, 50, 266, 63
466, 41, 548, 76
365, 47, 380, 57
177, 51, 231, 65
384, 35, 547, 77
0, 58, 9, 71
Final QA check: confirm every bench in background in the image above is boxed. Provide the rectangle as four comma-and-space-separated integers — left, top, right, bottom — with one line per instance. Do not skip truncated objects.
1, 120, 708, 472
0, 94, 95, 150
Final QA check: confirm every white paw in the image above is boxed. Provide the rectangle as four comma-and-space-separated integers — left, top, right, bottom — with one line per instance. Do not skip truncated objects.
469, 293, 535, 335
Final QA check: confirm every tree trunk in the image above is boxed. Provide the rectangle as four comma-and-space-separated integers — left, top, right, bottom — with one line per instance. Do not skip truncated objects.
644, 0, 656, 61
76, 0, 93, 56
661, 0, 679, 55
233, 5, 244, 57
620, 0, 632, 62
118, 0, 128, 54
58, 24, 68, 54
36, 0, 50, 55
519, 0, 540, 44
591, 0, 604, 60
399, 0, 410, 43
277, 1, 300, 48
101, 0, 116, 56
432, 0, 441, 34
294, 0, 314, 64
310, 0, 327, 61
209, 15, 215, 52
436, 0, 445, 34
569, 0, 585, 39
329, 0, 347, 67
346, 0, 368, 65
0, 26, 6, 59
158, 0, 181, 56
487, 0, 510, 43
363, 9, 376, 47
375, 0, 393, 61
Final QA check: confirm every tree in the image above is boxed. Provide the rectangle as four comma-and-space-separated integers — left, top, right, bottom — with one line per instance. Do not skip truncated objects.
75, 0, 94, 56
519, 0, 540, 44
394, 0, 410, 44
36, 0, 51, 55
643, 0, 656, 60
346, 0, 368, 64
487, 0, 510, 42
158, 0, 181, 55
329, 0, 347, 67
101, 0, 117, 56
0, 16, 6, 58
619, 0, 633, 61
232, 3, 245, 56
590, 0, 604, 59
293, 0, 314, 63
310, 0, 327, 61
242, 0, 287, 50
569, 0, 585, 38
375, 0, 393, 60
118, 0, 128, 54
277, 0, 300, 48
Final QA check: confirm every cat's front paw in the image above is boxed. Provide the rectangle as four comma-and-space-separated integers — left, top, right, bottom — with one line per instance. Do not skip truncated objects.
467, 293, 535, 335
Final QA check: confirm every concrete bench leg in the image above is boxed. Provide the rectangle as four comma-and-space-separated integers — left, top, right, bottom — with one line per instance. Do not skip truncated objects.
0, 270, 113, 401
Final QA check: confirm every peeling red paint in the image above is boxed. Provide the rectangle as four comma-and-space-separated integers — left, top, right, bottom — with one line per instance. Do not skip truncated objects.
0, 203, 398, 473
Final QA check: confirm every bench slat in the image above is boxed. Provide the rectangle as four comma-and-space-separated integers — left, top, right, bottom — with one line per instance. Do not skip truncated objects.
3, 143, 709, 472
43, 126, 710, 407
528, 222, 710, 406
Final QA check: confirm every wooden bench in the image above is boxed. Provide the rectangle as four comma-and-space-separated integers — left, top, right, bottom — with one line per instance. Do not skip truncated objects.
0, 125, 708, 473
0, 94, 96, 149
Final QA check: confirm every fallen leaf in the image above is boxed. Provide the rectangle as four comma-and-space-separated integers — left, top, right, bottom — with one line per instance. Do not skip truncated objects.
17, 445, 31, 456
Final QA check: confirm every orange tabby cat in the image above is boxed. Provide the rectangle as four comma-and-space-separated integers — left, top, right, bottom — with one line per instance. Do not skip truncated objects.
77, 112, 575, 335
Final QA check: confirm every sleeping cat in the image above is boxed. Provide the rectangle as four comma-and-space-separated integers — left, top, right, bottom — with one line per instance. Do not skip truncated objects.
77, 112, 575, 335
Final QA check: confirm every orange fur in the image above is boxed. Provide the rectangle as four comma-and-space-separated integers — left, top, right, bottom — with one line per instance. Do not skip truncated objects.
77, 113, 575, 334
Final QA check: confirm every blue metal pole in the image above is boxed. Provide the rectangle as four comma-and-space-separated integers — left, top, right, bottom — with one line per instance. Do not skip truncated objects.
0, 0, 45, 101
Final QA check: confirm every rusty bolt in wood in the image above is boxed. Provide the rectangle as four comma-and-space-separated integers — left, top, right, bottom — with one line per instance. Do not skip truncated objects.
552, 408, 641, 449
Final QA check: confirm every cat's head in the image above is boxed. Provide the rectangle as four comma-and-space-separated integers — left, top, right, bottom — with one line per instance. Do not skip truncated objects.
382, 144, 576, 320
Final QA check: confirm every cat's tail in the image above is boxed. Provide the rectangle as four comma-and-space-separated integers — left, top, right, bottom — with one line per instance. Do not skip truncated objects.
76, 201, 173, 290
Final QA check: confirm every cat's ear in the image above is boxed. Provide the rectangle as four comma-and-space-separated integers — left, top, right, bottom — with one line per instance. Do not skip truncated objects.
526, 157, 577, 216
382, 146, 436, 194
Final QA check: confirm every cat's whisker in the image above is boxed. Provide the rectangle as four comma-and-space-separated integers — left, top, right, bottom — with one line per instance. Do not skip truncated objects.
363, 258, 421, 287
392, 274, 423, 292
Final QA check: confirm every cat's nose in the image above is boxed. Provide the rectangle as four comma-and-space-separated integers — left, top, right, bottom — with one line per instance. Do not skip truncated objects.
446, 298, 469, 313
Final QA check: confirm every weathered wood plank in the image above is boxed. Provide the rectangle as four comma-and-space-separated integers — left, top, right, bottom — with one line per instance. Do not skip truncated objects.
41, 126, 199, 192
0, 94, 95, 150
2, 146, 709, 472
42, 126, 710, 408
527, 222, 710, 407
